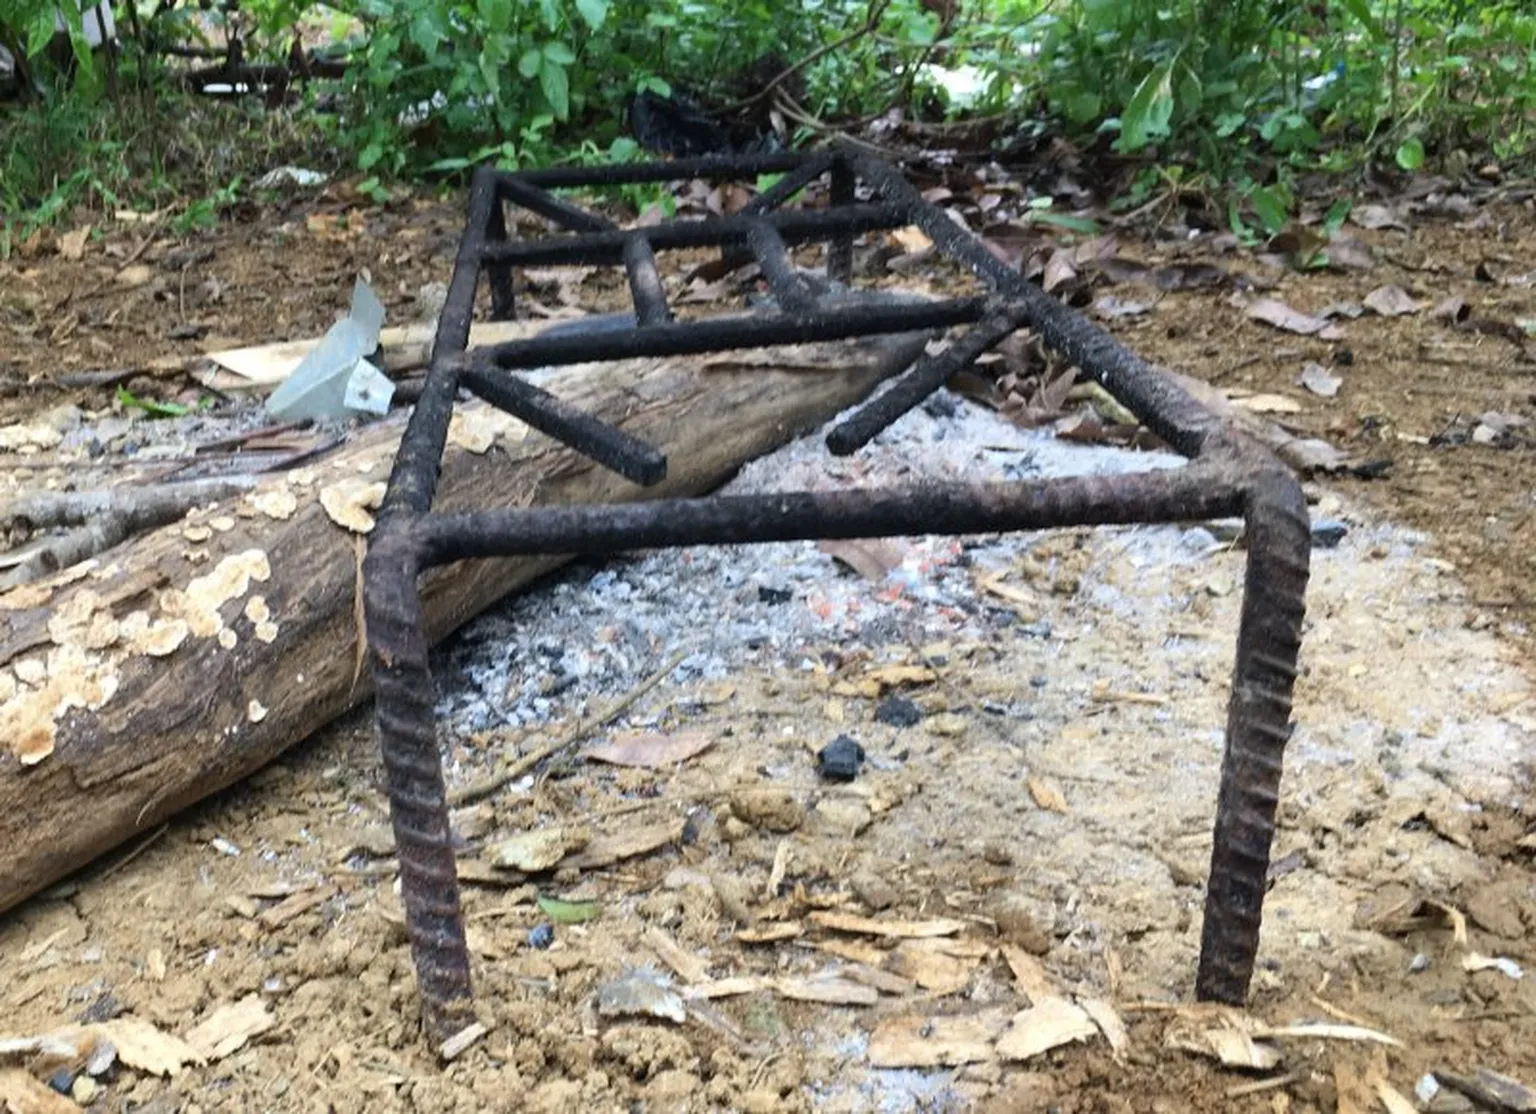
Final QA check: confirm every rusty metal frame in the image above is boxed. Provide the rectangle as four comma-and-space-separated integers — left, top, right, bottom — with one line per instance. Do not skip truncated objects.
364, 145, 1310, 1041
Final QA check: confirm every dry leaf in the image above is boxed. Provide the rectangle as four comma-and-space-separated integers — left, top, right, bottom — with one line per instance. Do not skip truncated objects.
114, 264, 154, 289
96, 1017, 200, 1077
1042, 250, 1078, 294
1363, 284, 1421, 317
1352, 204, 1406, 231
867, 1011, 1011, 1068
891, 226, 933, 253
1027, 775, 1068, 813
810, 911, 966, 938
818, 539, 904, 581
1246, 298, 1344, 339
58, 226, 91, 262
996, 997, 1099, 1062
584, 730, 714, 769
184, 995, 275, 1061
1080, 999, 1130, 1057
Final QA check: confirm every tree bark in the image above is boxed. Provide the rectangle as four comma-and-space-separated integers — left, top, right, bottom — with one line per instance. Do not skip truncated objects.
0, 332, 926, 913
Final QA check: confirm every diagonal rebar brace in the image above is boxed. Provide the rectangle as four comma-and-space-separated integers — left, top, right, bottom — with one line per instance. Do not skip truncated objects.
827, 154, 855, 285
461, 365, 667, 487
496, 177, 617, 234
508, 151, 811, 189
826, 307, 1031, 455
746, 220, 818, 312
716, 153, 836, 275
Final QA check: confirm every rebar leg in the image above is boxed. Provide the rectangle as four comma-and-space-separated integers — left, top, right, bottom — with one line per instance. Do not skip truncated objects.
1195, 466, 1310, 1003
484, 199, 516, 321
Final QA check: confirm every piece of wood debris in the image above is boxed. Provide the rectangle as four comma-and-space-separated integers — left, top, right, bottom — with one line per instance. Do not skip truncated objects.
868, 1011, 1012, 1069
0, 1068, 81, 1113
1437, 1067, 1536, 1112
841, 963, 915, 996
256, 884, 334, 929
645, 927, 709, 985
491, 826, 592, 872
818, 938, 888, 966
1026, 775, 1069, 813
773, 977, 879, 1007
183, 995, 276, 1061
999, 945, 1060, 1003
1370, 1075, 1419, 1114
682, 977, 769, 1000
886, 941, 976, 995
439, 1021, 490, 1061
1226, 1073, 1301, 1099
736, 923, 803, 944
561, 818, 685, 870
1252, 1022, 1401, 1047
996, 997, 1099, 1062
96, 1017, 200, 1077
596, 968, 687, 1024
1080, 999, 1130, 1058
809, 911, 966, 939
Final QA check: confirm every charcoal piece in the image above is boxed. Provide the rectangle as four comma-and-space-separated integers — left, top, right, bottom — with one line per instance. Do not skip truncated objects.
817, 734, 865, 782
758, 585, 793, 605
874, 695, 922, 727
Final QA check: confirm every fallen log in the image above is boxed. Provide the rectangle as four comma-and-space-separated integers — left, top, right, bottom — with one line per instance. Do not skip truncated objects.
0, 329, 928, 913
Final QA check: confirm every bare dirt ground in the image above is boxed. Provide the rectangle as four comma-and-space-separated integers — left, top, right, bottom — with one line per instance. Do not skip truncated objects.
0, 171, 1533, 1113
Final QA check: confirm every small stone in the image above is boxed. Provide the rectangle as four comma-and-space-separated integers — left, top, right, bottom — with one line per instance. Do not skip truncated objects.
874, 696, 922, 728
982, 842, 1013, 866
1311, 520, 1348, 548
817, 734, 865, 782
991, 894, 1052, 955
926, 713, 968, 737
851, 871, 898, 911
528, 924, 554, 949
730, 789, 805, 833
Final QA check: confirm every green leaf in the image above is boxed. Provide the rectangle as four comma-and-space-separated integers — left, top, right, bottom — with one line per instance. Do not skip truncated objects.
543, 41, 576, 65
518, 48, 542, 78
477, 0, 513, 34
1063, 90, 1101, 124
1340, 0, 1384, 39
1027, 211, 1102, 234
1117, 59, 1176, 152
1249, 186, 1288, 234
116, 386, 190, 419
1322, 199, 1352, 238
539, 0, 561, 31
575, 0, 609, 30
1395, 137, 1425, 171
539, 56, 570, 120
1214, 111, 1246, 138
537, 895, 601, 924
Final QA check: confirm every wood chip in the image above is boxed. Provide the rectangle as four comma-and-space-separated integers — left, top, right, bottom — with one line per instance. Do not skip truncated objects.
439, 1021, 489, 1061
682, 977, 769, 1000
0, 1068, 80, 1113
491, 826, 591, 872
886, 941, 975, 995
562, 818, 684, 870
996, 997, 1099, 1062
773, 977, 878, 1006
868, 1011, 1011, 1068
256, 884, 334, 929
1253, 1022, 1401, 1047
1370, 1076, 1420, 1114
183, 995, 275, 1061
1026, 775, 1068, 813
817, 937, 887, 966
1080, 998, 1130, 1058
735, 922, 803, 944
97, 1017, 200, 1077
809, 911, 966, 938
841, 963, 915, 996
645, 927, 709, 984
1000, 945, 1059, 1003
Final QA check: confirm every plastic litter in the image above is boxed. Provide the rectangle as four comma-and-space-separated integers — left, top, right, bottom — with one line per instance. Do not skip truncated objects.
266, 278, 394, 421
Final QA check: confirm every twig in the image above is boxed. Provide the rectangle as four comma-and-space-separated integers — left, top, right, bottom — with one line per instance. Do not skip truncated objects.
449, 648, 691, 807
720, 0, 892, 113
95, 824, 170, 882
773, 91, 904, 159
2, 476, 257, 529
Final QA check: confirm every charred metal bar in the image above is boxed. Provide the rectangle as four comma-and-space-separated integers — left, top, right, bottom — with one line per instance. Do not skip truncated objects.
363, 533, 472, 1039
828, 154, 855, 285
622, 235, 672, 327
462, 366, 667, 486
850, 151, 1220, 459
479, 203, 912, 268
507, 150, 810, 189
479, 296, 990, 371
716, 154, 837, 276
419, 468, 1242, 565
497, 177, 617, 234
745, 220, 817, 312
482, 196, 516, 321
827, 308, 1029, 455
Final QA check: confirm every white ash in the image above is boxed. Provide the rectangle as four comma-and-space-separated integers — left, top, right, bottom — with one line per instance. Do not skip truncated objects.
431, 389, 1194, 749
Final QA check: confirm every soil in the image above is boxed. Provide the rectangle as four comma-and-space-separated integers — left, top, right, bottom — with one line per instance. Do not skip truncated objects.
0, 170, 1533, 1114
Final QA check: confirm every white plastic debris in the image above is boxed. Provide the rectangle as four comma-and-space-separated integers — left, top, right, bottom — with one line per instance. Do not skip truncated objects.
254, 166, 329, 190
266, 278, 394, 421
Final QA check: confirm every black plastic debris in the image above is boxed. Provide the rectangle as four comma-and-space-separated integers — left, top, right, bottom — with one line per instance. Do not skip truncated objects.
758, 585, 793, 605
817, 734, 866, 782
874, 695, 922, 727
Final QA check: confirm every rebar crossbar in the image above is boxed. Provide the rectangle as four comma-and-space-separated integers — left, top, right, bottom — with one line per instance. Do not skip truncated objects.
365, 145, 1310, 1042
